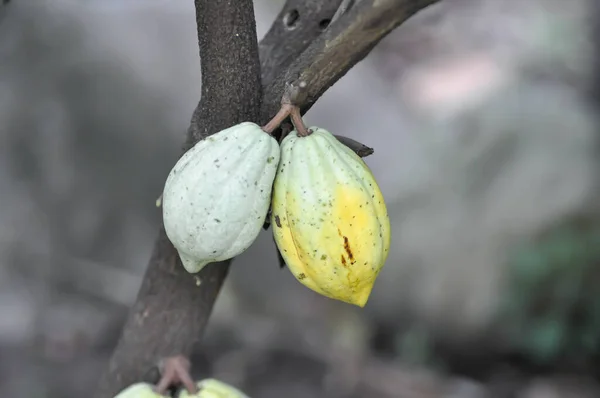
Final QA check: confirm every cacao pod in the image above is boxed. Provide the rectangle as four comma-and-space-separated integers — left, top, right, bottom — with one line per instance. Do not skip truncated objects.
162, 122, 280, 273
177, 378, 250, 398
271, 127, 391, 307
113, 382, 166, 398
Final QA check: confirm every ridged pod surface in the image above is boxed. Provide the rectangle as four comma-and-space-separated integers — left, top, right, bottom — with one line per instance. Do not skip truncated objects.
113, 383, 166, 398
271, 127, 391, 307
162, 122, 280, 273
177, 379, 250, 398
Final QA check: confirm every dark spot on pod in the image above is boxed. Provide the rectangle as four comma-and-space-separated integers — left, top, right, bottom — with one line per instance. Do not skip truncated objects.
274, 215, 282, 228
341, 255, 347, 267
214, 218, 221, 223
298, 273, 306, 280
343, 236, 355, 264
321, 254, 327, 260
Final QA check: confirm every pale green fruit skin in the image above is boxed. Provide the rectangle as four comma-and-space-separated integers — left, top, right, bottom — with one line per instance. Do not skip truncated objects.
113, 382, 166, 398
177, 379, 250, 398
162, 122, 280, 273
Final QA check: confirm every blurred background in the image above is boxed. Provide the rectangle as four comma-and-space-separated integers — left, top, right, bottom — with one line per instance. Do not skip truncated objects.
0, 0, 598, 397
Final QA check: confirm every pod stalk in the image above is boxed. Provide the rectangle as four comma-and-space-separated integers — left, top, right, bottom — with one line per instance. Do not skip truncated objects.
262, 103, 293, 134
262, 104, 311, 137
290, 106, 311, 137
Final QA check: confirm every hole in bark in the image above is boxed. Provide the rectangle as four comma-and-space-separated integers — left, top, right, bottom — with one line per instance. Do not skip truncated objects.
283, 9, 299, 29
319, 18, 331, 30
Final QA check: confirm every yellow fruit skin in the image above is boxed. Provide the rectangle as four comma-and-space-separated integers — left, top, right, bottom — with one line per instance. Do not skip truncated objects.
177, 379, 249, 398
271, 127, 391, 307
113, 382, 167, 398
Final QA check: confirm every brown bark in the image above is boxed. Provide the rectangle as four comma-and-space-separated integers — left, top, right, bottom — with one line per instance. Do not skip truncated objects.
260, 0, 441, 122
94, 1, 261, 396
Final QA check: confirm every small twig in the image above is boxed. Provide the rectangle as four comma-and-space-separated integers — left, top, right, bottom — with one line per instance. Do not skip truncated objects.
290, 105, 311, 137
262, 103, 293, 134
263, 80, 310, 135
334, 135, 374, 157
154, 356, 197, 395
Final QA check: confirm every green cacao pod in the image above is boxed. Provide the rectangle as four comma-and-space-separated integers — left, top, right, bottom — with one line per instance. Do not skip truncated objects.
271, 127, 391, 307
113, 383, 167, 398
162, 122, 280, 273
177, 379, 250, 398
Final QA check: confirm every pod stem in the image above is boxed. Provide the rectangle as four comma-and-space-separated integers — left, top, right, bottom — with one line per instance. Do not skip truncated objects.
262, 103, 292, 134
262, 103, 311, 137
290, 106, 311, 137
154, 355, 198, 395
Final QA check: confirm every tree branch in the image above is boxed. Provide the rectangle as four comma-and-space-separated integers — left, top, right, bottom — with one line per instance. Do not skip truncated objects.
94, 1, 261, 396
184, 2, 262, 148
94, 0, 439, 396
331, 0, 357, 24
261, 0, 440, 123
259, 0, 344, 86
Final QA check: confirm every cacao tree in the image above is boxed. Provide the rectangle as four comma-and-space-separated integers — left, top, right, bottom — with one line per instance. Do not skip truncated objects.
92, 1, 438, 397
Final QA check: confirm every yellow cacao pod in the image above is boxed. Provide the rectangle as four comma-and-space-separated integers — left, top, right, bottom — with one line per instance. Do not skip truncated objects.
271, 127, 391, 307
177, 379, 250, 398
162, 122, 280, 273
113, 382, 167, 398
